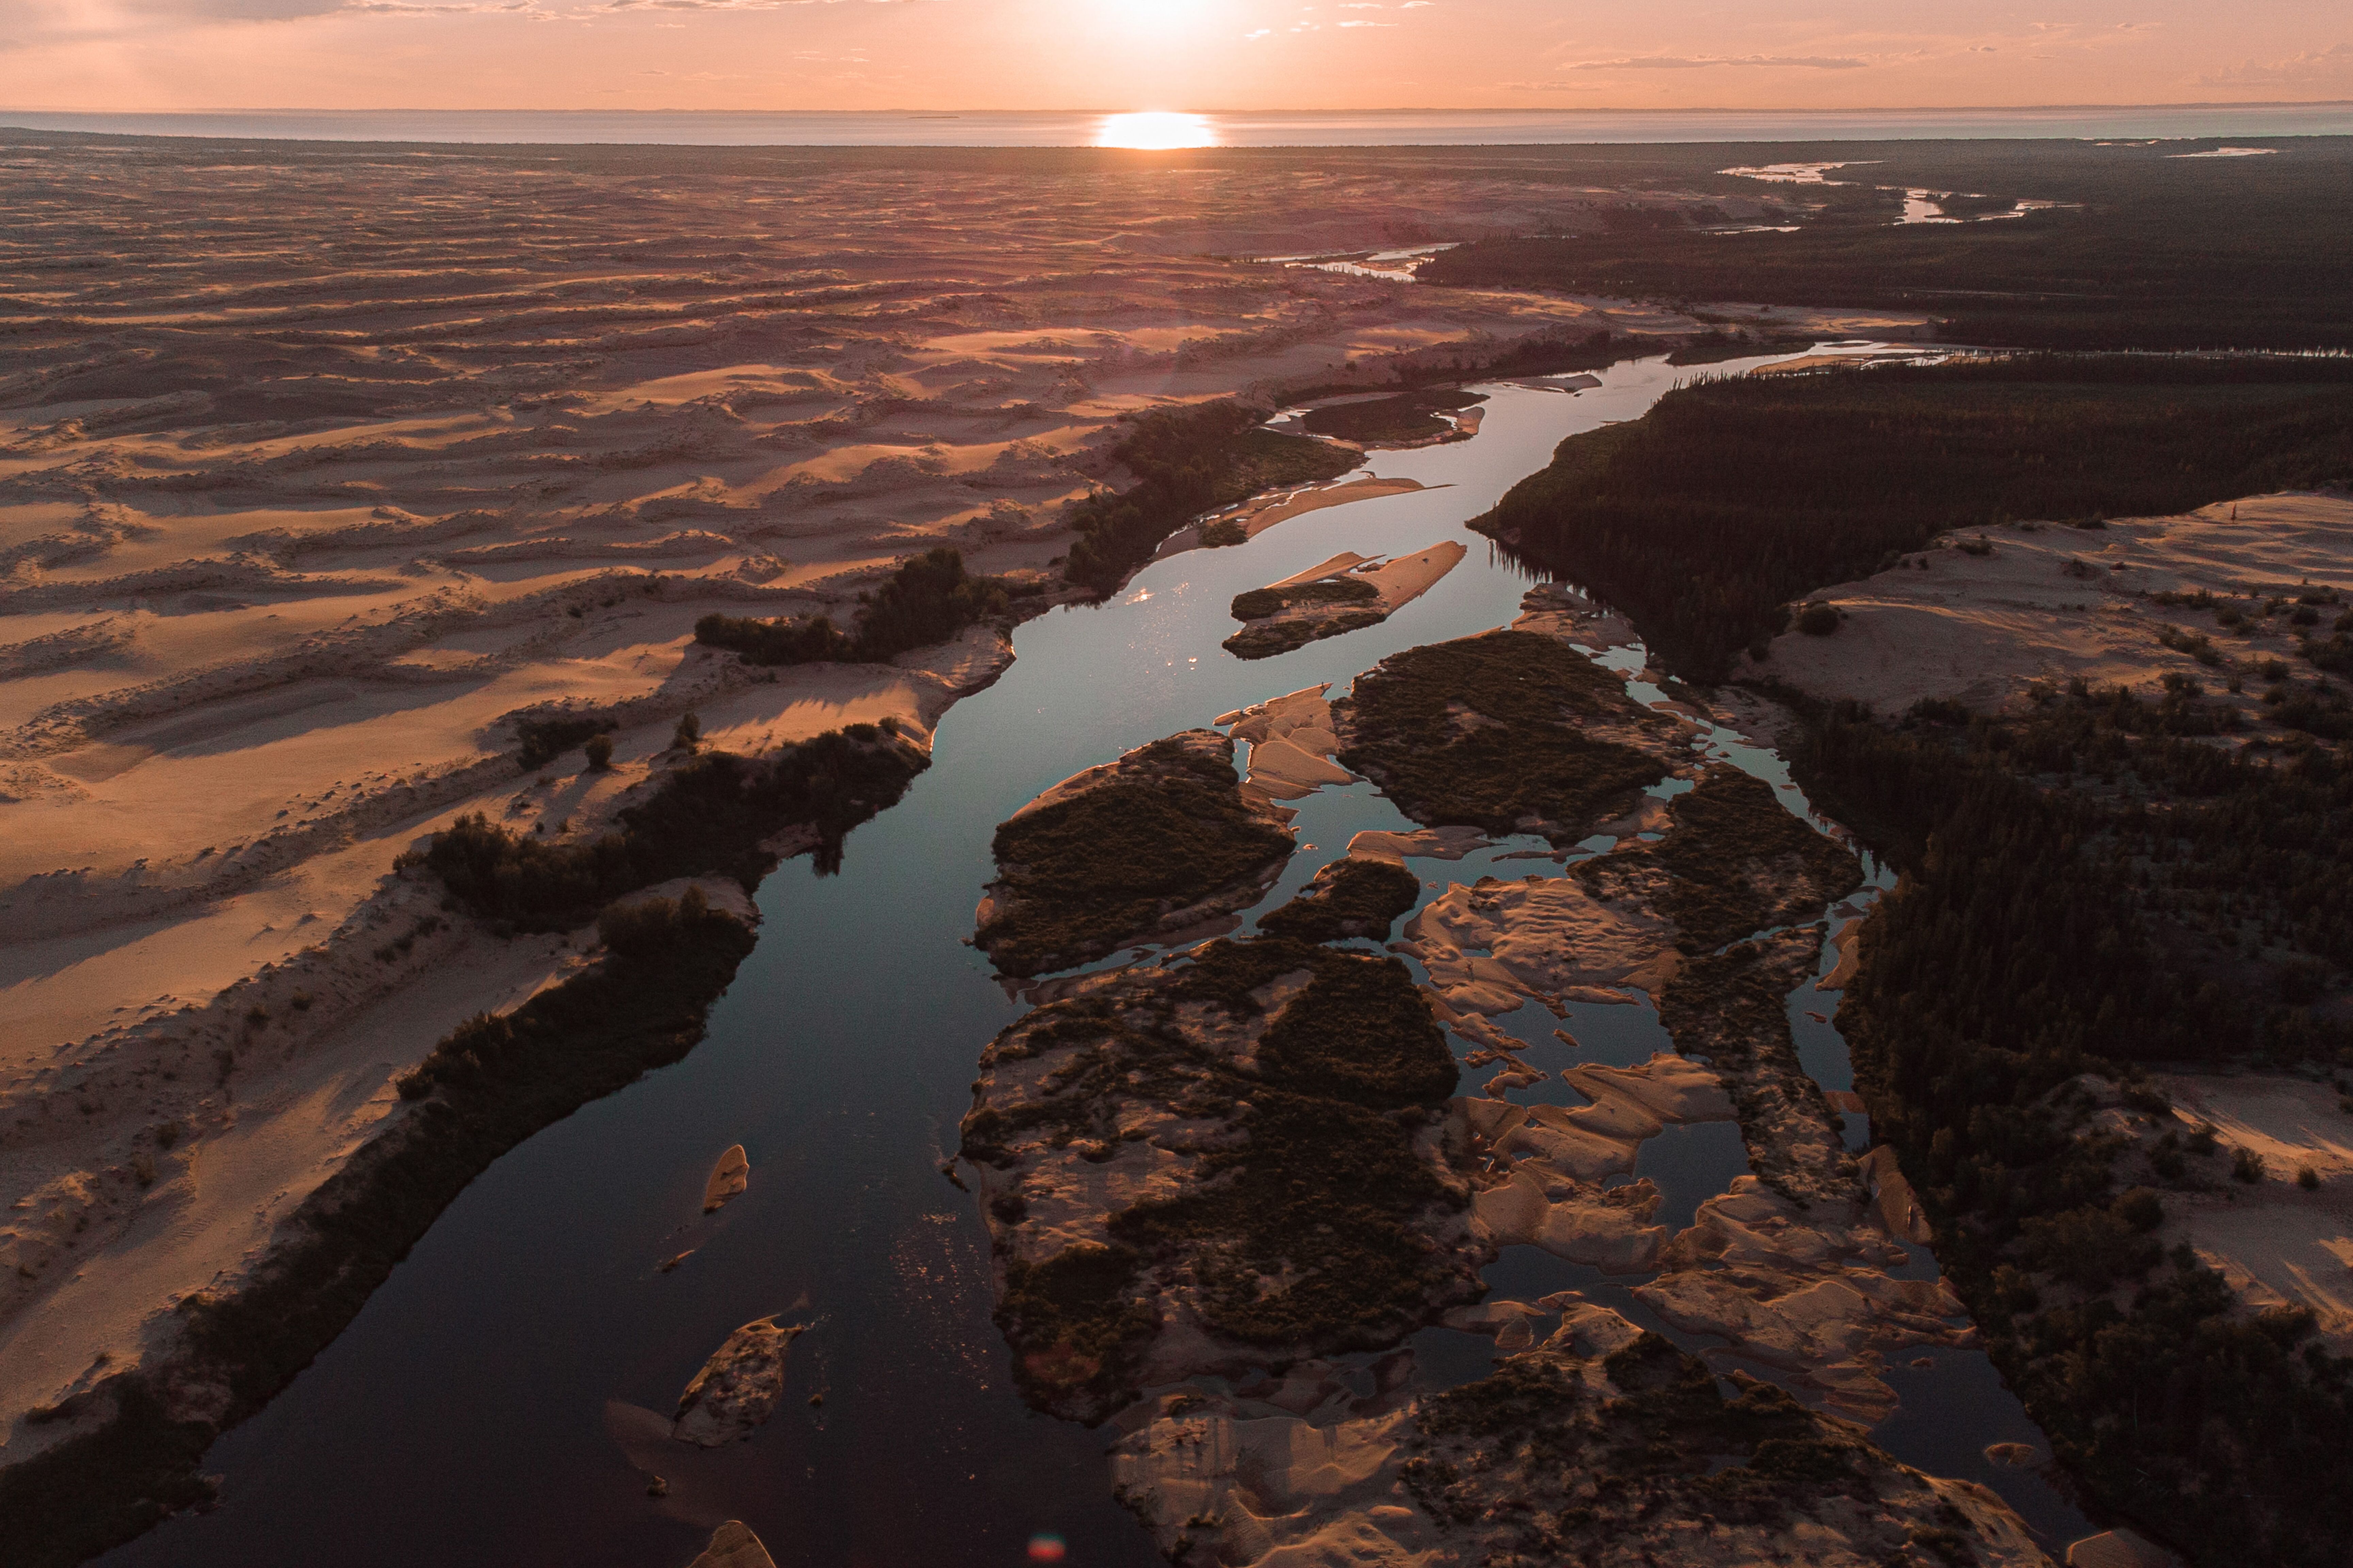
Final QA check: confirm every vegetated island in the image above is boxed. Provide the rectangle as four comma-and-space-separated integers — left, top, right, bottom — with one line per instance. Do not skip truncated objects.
1296, 387, 1488, 447
954, 606, 2066, 1566
973, 730, 1297, 978
1483, 353, 2353, 1566
1222, 540, 1467, 659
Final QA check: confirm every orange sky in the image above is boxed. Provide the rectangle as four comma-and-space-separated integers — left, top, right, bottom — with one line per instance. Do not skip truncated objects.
4, 0, 2348, 112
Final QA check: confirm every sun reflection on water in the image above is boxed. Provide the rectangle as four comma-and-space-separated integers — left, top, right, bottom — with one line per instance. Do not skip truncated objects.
1094, 111, 1218, 149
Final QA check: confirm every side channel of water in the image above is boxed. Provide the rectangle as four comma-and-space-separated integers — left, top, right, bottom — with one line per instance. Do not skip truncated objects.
104, 349, 2084, 1568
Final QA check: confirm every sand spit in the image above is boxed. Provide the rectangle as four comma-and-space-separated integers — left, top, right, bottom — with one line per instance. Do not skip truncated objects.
1751, 492, 2353, 718
686, 1521, 780, 1568
1218, 684, 1355, 807
1344, 823, 1495, 864
1639, 1176, 1976, 1421
702, 1145, 750, 1214
687, 1521, 780, 1568
673, 1317, 805, 1447
1223, 539, 1470, 659
1161, 474, 1434, 557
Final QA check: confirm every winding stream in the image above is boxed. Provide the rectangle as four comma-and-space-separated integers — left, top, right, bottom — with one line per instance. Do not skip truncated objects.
104, 352, 2090, 1567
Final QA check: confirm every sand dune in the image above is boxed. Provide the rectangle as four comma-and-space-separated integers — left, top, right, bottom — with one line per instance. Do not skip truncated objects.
0, 133, 1717, 1463
1753, 492, 2353, 717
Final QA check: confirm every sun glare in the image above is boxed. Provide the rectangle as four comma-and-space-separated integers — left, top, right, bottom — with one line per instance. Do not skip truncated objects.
1094, 112, 1218, 150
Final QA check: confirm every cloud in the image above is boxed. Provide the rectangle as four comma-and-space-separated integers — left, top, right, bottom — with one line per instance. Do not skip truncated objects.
344, 1, 545, 15
1563, 52, 1872, 70
594, 0, 907, 9
2196, 40, 2353, 86
1242, 25, 1268, 36
1337, 18, 1394, 25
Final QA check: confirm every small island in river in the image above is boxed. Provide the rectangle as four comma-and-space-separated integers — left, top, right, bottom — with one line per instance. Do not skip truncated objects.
959, 593, 2050, 1567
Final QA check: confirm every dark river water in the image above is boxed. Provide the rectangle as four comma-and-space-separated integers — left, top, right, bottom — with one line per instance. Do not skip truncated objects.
102, 352, 2091, 1568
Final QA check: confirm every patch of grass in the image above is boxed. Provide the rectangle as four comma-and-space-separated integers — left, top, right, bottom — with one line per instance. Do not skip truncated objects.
996, 1243, 1156, 1419
1666, 330, 1817, 367
978, 736, 1294, 977
1110, 937, 1462, 1344
1334, 630, 1668, 840
1253, 947, 1456, 1110
1230, 575, 1379, 624
1255, 856, 1421, 944
1223, 609, 1386, 661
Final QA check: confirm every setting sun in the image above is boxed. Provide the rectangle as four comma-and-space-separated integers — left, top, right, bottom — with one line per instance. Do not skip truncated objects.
1094, 111, 1217, 149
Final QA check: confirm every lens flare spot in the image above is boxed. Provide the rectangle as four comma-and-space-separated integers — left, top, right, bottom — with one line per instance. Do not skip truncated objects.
1027, 1533, 1069, 1563
1095, 112, 1217, 150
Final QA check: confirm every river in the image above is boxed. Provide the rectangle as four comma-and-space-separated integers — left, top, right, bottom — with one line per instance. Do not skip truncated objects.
102, 351, 2090, 1567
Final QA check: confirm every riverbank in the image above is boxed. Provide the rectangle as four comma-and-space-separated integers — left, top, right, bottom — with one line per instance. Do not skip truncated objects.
70, 352, 2051, 1568
0, 129, 1736, 1534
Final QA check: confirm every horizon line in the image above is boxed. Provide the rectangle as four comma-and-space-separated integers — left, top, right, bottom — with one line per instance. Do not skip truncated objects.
5, 99, 2352, 116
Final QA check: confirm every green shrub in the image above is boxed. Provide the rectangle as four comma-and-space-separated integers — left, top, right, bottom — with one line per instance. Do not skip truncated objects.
515, 715, 614, 770
425, 729, 925, 929
1229, 576, 1379, 623
694, 548, 1009, 667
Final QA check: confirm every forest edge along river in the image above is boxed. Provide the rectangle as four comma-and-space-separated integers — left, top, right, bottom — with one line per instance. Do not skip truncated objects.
99, 348, 2093, 1568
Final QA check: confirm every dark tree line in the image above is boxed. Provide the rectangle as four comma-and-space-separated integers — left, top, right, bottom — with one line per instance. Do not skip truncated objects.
1480, 356, 2353, 680
1806, 694, 2353, 1566
1061, 403, 1362, 594
1419, 140, 2353, 350
694, 547, 1016, 667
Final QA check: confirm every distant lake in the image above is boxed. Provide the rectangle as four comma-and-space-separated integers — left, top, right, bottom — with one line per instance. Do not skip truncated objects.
3, 103, 2352, 147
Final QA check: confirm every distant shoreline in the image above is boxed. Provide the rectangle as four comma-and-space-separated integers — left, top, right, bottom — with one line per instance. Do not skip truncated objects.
3, 103, 2351, 148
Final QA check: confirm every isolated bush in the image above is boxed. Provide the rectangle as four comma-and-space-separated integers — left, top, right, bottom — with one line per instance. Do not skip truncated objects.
597, 887, 711, 958
584, 734, 614, 772
1796, 602, 1841, 636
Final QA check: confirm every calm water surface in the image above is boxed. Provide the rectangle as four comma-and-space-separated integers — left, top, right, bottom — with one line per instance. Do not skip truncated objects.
103, 353, 2088, 1568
